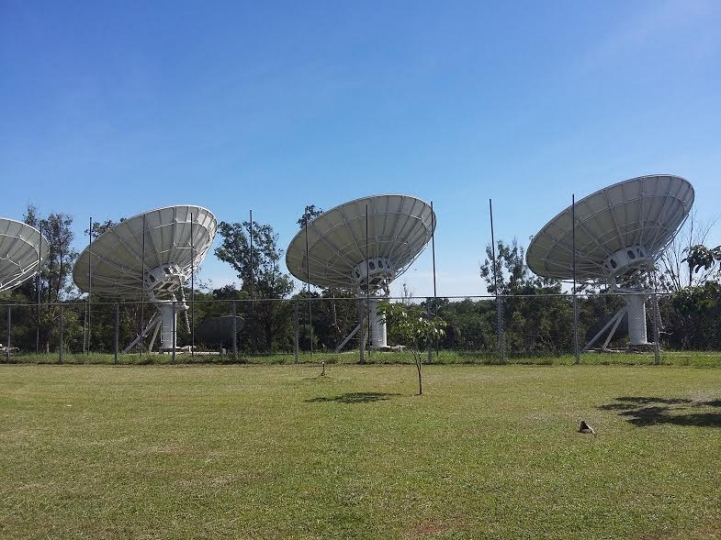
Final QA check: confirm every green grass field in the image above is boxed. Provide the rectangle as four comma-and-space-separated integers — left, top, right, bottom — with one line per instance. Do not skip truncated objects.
1, 363, 720, 539
7, 348, 721, 367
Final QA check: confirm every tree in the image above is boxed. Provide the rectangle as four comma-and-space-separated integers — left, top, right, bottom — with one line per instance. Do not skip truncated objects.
433, 298, 496, 352
480, 238, 561, 295
14, 206, 80, 352
652, 242, 721, 351
294, 204, 363, 354
291, 287, 358, 352
297, 205, 324, 229
657, 211, 718, 291
381, 302, 446, 395
85, 219, 121, 239
684, 244, 721, 276
24, 207, 78, 303
215, 220, 293, 298
663, 281, 721, 349
215, 220, 294, 352
479, 238, 574, 355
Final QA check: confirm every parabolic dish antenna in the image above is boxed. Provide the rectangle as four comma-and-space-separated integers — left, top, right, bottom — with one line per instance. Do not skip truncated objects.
286, 194, 435, 349
73, 205, 217, 351
195, 316, 244, 349
0, 218, 49, 293
527, 174, 694, 349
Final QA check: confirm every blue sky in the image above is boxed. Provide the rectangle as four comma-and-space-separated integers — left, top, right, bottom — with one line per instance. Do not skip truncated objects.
1, 0, 720, 298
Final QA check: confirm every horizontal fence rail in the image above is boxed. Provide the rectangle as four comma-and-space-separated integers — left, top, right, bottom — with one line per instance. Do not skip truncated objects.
0, 291, 719, 365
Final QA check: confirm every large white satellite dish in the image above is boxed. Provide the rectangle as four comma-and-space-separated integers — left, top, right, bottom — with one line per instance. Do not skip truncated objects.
73, 205, 217, 351
286, 194, 435, 349
527, 174, 694, 350
0, 218, 49, 293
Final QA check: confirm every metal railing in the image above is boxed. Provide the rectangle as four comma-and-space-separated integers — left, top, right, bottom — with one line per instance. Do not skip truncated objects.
0, 291, 717, 364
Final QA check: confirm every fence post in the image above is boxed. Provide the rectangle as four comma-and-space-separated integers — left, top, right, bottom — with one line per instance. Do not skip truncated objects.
36, 293, 40, 355
358, 300, 365, 365
171, 301, 176, 364
497, 295, 505, 364
58, 304, 64, 364
573, 294, 580, 365
293, 299, 299, 364
114, 304, 119, 364
232, 300, 238, 361
652, 292, 661, 365
5, 305, 11, 363
426, 299, 433, 364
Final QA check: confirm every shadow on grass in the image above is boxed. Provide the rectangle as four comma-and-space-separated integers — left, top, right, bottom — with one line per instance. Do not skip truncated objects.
306, 392, 401, 404
599, 396, 721, 428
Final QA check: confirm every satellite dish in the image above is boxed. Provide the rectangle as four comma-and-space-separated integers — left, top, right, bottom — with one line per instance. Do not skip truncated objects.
527, 174, 694, 349
195, 316, 244, 349
286, 194, 435, 349
73, 205, 217, 351
0, 218, 49, 293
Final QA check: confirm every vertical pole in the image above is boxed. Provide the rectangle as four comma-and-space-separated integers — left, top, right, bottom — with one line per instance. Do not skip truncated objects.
365, 204, 371, 359
652, 291, 661, 365
190, 212, 195, 358
431, 201, 438, 302
358, 300, 365, 364
249, 210, 255, 353
304, 216, 313, 357
652, 270, 661, 365
489, 199, 504, 364
249, 210, 254, 300
139, 214, 147, 355
86, 217, 92, 354
237, 301, 244, 355
232, 300, 238, 361
572, 194, 580, 365
426, 300, 432, 364
171, 301, 176, 364
58, 233, 65, 355
429, 201, 438, 364
5, 305, 10, 362
114, 303, 119, 364
36, 224, 42, 354
293, 299, 299, 364
58, 304, 64, 364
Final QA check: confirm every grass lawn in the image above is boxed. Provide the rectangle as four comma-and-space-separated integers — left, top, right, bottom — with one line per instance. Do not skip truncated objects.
8, 349, 721, 367
1, 363, 720, 539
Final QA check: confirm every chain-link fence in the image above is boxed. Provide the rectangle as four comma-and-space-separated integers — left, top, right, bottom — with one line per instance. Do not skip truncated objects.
1, 291, 719, 364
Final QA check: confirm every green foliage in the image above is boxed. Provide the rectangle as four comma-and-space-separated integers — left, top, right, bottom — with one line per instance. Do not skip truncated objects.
685, 244, 721, 274
381, 302, 447, 395
475, 238, 581, 355
8, 206, 80, 352
291, 289, 359, 352
297, 204, 324, 229
432, 297, 494, 350
480, 238, 560, 295
214, 220, 294, 353
7, 223, 721, 358
663, 282, 721, 349
294, 205, 361, 353
382, 302, 446, 352
215, 220, 293, 299
85, 218, 120, 239
21, 205, 78, 303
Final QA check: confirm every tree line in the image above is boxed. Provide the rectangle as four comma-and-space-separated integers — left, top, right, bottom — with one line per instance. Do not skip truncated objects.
1, 205, 720, 355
